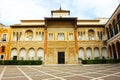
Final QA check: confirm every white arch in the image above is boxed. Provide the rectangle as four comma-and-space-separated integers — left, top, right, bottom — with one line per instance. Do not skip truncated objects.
11, 48, 17, 60
102, 47, 107, 58
94, 47, 100, 58
28, 48, 35, 60
19, 48, 26, 60
86, 48, 92, 59
78, 48, 84, 60
37, 48, 44, 60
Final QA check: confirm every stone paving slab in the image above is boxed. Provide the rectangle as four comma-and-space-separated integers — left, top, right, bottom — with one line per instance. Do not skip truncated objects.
63, 75, 92, 80
0, 64, 120, 80
101, 76, 120, 80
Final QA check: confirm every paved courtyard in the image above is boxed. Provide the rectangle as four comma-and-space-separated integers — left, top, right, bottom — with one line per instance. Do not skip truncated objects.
0, 64, 120, 80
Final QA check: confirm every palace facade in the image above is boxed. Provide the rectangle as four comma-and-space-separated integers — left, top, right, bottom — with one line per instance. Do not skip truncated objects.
0, 23, 10, 60
0, 5, 120, 64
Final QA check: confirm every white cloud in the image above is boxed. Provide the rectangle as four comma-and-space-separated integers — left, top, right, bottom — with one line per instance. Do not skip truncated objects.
72, 0, 120, 19
0, 0, 50, 25
0, 0, 119, 26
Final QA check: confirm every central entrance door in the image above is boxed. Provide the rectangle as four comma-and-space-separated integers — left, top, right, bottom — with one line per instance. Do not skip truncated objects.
58, 52, 65, 64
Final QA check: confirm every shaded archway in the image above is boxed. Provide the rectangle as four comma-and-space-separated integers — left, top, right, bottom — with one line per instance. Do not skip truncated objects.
19, 48, 26, 60
86, 47, 92, 59
116, 41, 120, 59
113, 20, 118, 34
37, 48, 44, 60
28, 48, 35, 60
78, 47, 84, 60
109, 24, 113, 37
112, 44, 117, 59
11, 48, 17, 60
109, 45, 112, 58
94, 47, 100, 58
1, 46, 5, 52
102, 47, 107, 59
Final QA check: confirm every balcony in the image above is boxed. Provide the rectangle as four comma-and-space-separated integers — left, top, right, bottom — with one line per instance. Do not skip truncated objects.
107, 32, 120, 44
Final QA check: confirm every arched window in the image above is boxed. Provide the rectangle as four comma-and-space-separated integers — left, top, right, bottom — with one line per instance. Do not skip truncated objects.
88, 29, 95, 40
113, 20, 118, 34
94, 47, 100, 59
1, 46, 5, 52
19, 48, 26, 60
37, 48, 44, 60
11, 48, 17, 60
28, 48, 35, 60
117, 14, 120, 31
102, 47, 107, 59
117, 14, 120, 23
25, 30, 33, 41
86, 47, 92, 59
78, 48, 84, 60
109, 24, 113, 37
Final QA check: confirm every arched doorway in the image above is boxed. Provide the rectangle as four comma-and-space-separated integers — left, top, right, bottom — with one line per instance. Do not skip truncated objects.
11, 48, 17, 60
94, 47, 100, 59
78, 48, 84, 60
102, 47, 107, 59
86, 47, 92, 59
28, 48, 35, 60
116, 41, 120, 59
19, 48, 26, 60
37, 48, 44, 60
112, 44, 117, 59
109, 45, 112, 58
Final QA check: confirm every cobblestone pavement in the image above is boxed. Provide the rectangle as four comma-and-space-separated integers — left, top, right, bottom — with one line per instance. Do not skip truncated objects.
0, 64, 120, 80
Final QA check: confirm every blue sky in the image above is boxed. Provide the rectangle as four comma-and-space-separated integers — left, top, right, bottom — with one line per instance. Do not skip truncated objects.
0, 0, 120, 26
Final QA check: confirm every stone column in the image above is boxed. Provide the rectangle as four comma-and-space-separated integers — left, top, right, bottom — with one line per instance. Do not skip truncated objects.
35, 49, 37, 60
26, 49, 28, 60
86, 30, 88, 40
105, 30, 107, 40
23, 30, 25, 41
65, 32, 67, 41
84, 48, 86, 60
99, 47, 102, 59
33, 30, 36, 41
55, 32, 57, 40
92, 47, 94, 59
96, 31, 98, 40
17, 49, 20, 60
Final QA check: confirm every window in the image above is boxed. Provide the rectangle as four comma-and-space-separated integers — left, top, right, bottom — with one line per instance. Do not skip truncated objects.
25, 30, 33, 41
0, 55, 4, 60
2, 46, 5, 52
88, 30, 95, 40
69, 33, 73, 40
49, 33, 54, 40
2, 34, 7, 41
42, 32, 44, 40
78, 32, 81, 40
58, 33, 64, 40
